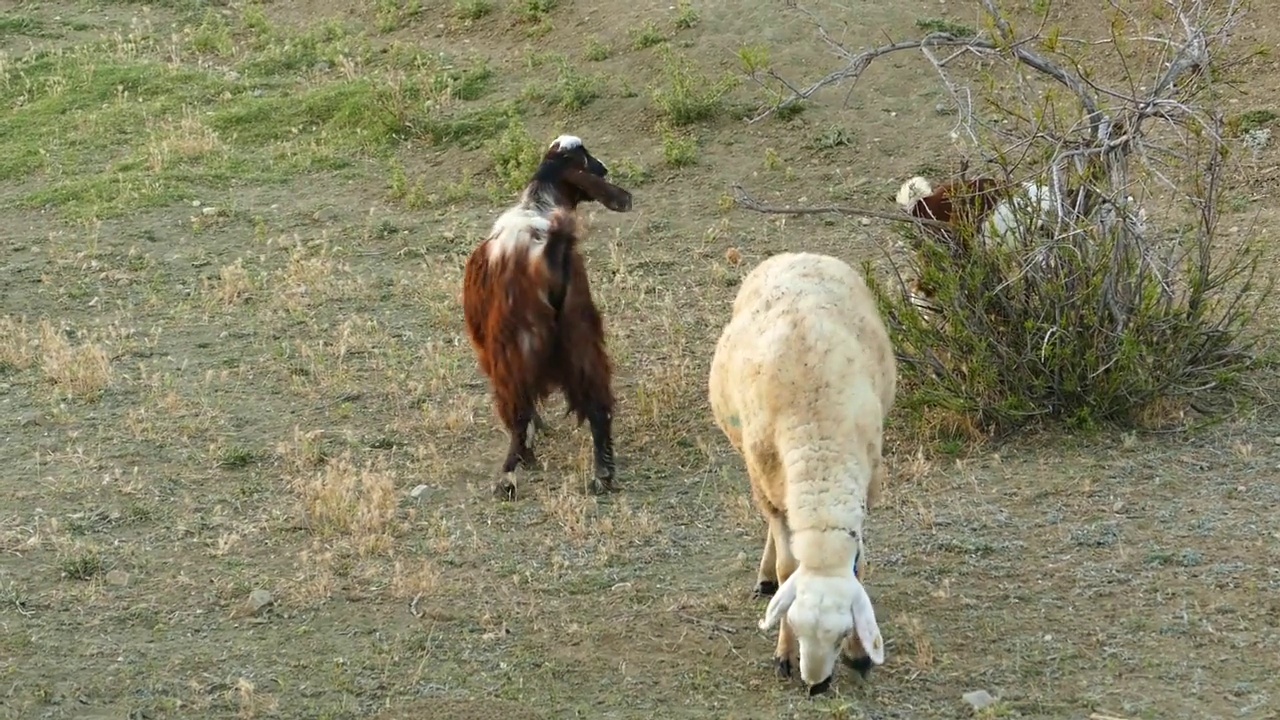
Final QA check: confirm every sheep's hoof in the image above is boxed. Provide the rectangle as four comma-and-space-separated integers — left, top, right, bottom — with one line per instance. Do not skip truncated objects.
493, 475, 518, 501
808, 676, 834, 697
773, 656, 793, 678
753, 580, 779, 598
842, 653, 874, 680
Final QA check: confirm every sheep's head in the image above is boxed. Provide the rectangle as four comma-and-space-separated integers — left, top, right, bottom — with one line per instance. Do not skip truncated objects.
895, 176, 934, 210
534, 134, 633, 213
759, 563, 884, 694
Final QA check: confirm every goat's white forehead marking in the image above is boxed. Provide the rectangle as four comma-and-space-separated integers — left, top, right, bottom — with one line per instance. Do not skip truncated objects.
551, 134, 583, 150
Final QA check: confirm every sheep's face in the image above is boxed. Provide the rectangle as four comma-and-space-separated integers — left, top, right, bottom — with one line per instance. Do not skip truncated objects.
547, 134, 609, 178
760, 567, 884, 694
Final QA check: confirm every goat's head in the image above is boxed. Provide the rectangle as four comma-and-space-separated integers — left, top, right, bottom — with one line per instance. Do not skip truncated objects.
532, 134, 633, 213
894, 176, 934, 210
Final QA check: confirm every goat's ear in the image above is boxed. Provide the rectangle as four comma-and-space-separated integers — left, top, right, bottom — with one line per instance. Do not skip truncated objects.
758, 572, 798, 630
848, 577, 885, 665
564, 168, 633, 212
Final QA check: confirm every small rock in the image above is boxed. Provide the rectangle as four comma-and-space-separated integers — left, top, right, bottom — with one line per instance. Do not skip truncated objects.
201, 206, 221, 217
106, 570, 130, 586
962, 689, 997, 711
1113, 500, 1125, 513
19, 412, 43, 427
409, 484, 430, 499
859, 217, 872, 226
246, 589, 274, 615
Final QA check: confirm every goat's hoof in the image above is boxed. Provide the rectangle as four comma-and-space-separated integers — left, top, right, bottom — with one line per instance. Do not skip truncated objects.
588, 466, 616, 494
753, 580, 779, 598
808, 676, 834, 696
842, 652, 875, 680
773, 656, 793, 678
493, 477, 518, 501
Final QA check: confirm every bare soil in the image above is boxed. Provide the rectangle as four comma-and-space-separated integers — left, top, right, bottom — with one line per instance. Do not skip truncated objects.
2, 1, 1279, 719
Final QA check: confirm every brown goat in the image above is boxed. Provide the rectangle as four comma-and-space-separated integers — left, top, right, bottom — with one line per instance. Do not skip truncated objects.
462, 135, 633, 500
895, 175, 1005, 248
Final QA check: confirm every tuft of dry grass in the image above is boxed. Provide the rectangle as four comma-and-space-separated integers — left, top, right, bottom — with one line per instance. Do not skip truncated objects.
145, 106, 225, 174
287, 449, 399, 556
36, 320, 112, 399
0, 316, 37, 371
209, 259, 254, 306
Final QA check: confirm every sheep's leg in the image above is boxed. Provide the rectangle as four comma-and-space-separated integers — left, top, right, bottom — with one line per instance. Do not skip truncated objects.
754, 525, 779, 598
769, 515, 801, 679
840, 545, 876, 679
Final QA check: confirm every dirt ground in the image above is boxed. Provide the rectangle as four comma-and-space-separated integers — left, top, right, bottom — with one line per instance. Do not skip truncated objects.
2, 0, 1279, 718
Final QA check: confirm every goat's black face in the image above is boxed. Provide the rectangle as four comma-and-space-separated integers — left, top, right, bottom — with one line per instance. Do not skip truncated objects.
549, 135, 609, 178
581, 148, 608, 178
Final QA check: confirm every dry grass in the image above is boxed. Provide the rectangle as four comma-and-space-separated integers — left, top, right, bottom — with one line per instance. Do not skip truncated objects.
36, 319, 112, 400
0, 316, 37, 371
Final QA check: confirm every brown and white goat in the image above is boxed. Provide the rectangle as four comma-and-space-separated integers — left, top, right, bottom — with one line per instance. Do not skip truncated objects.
462, 135, 634, 500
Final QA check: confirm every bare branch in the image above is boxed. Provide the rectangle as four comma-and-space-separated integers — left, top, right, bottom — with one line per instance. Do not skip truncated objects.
730, 185, 954, 229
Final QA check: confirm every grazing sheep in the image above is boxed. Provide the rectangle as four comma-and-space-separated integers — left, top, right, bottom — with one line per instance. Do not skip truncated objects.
462, 134, 634, 500
708, 252, 895, 695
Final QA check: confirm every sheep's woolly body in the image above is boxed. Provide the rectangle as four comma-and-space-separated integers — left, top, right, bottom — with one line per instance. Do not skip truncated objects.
711, 252, 895, 540
709, 252, 895, 690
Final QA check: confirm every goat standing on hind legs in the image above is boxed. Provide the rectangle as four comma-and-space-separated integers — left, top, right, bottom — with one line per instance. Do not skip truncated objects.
462, 135, 634, 501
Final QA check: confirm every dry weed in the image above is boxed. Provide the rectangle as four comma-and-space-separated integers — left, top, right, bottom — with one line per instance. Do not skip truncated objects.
0, 316, 36, 370
389, 558, 442, 599
209, 259, 254, 306
37, 319, 112, 399
146, 106, 224, 174
288, 449, 398, 556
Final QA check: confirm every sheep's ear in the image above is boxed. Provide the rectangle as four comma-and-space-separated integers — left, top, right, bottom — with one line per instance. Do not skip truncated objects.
758, 572, 798, 630
563, 168, 633, 212
848, 578, 885, 665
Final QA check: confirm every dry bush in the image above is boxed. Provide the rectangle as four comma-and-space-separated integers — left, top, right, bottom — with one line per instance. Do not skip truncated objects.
736, 0, 1271, 436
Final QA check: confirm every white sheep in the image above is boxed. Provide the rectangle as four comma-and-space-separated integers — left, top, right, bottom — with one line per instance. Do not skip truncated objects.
707, 251, 895, 695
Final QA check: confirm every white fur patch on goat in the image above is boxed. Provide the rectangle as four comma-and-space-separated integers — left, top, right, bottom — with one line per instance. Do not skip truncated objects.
486, 206, 552, 262
551, 134, 583, 150
896, 176, 933, 210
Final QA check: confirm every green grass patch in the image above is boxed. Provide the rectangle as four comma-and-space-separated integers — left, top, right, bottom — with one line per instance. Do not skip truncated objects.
0, 15, 61, 39
0, 13, 512, 219
651, 49, 737, 126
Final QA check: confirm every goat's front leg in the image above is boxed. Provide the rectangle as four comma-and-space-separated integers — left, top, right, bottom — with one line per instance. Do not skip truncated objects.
494, 403, 538, 500
769, 514, 800, 679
